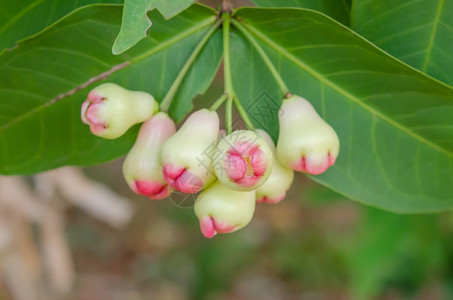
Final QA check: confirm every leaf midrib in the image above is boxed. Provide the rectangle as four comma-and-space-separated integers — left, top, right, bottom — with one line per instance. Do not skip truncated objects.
240, 19, 453, 158
0, 14, 216, 132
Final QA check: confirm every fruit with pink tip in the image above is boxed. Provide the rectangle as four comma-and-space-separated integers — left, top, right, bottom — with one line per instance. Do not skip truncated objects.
81, 83, 158, 139
160, 109, 219, 193
122, 113, 176, 199
255, 130, 294, 204
194, 181, 255, 238
214, 130, 273, 191
277, 95, 339, 175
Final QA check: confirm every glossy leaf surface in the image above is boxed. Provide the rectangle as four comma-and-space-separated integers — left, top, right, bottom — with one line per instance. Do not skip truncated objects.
231, 8, 453, 212
252, 0, 351, 25
351, 0, 453, 86
112, 0, 195, 54
0, 4, 221, 174
0, 0, 122, 54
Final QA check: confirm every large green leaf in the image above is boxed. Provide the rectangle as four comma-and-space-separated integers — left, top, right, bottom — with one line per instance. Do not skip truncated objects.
0, 4, 221, 175
112, 0, 195, 54
351, 0, 453, 86
231, 8, 453, 212
150, 0, 195, 18
252, 0, 351, 25
0, 0, 122, 54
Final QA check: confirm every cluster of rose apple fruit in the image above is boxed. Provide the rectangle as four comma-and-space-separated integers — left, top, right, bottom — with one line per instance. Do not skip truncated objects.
81, 83, 339, 238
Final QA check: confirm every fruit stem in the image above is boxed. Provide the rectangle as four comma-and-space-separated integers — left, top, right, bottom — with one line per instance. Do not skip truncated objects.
222, 13, 235, 99
231, 18, 290, 96
160, 18, 222, 112
233, 96, 255, 130
209, 93, 228, 111
226, 96, 233, 133
223, 13, 255, 131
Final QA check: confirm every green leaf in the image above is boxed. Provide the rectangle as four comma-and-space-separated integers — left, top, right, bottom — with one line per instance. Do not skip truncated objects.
252, 0, 351, 25
112, 0, 195, 54
231, 8, 453, 212
0, 4, 221, 175
169, 29, 223, 121
0, 0, 122, 55
150, 0, 195, 18
112, 0, 151, 55
351, 0, 453, 86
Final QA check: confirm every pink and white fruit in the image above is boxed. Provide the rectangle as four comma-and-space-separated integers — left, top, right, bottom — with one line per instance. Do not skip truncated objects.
160, 109, 219, 194
81, 83, 158, 139
194, 181, 255, 238
214, 130, 273, 191
122, 113, 176, 200
255, 130, 294, 204
277, 95, 339, 175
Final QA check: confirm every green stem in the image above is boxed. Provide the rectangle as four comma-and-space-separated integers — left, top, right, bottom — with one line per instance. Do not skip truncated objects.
160, 18, 222, 112
222, 13, 235, 98
209, 94, 228, 111
231, 18, 290, 96
223, 13, 254, 132
233, 97, 255, 130
226, 97, 233, 133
